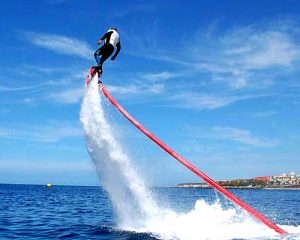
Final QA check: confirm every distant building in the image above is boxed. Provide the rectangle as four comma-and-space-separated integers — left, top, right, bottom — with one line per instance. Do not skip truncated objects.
254, 176, 271, 182
268, 172, 300, 186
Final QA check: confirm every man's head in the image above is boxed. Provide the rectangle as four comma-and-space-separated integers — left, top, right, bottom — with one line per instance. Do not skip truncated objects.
110, 27, 118, 32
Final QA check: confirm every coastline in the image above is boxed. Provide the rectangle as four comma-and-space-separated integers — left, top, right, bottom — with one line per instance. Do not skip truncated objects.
176, 183, 300, 190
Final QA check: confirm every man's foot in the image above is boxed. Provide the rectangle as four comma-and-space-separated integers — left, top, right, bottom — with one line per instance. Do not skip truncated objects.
90, 66, 102, 76
90, 66, 97, 76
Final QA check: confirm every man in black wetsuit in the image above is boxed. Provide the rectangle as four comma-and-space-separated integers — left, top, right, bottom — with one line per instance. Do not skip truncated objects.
94, 28, 121, 73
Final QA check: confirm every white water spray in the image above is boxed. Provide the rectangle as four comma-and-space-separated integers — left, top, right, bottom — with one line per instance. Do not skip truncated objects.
80, 77, 299, 239
80, 76, 160, 228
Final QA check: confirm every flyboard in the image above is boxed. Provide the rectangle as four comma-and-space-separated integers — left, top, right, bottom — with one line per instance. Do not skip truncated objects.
86, 66, 102, 85
85, 70, 288, 235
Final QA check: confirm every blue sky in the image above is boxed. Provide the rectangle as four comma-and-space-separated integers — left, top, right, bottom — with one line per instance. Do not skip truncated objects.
1, 0, 300, 186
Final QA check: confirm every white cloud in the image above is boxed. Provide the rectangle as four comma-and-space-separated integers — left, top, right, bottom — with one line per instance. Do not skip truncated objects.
192, 21, 300, 89
211, 126, 279, 147
15, 64, 67, 76
0, 84, 41, 92
141, 71, 181, 81
169, 92, 236, 109
108, 82, 165, 95
168, 92, 268, 110
251, 111, 278, 118
0, 129, 12, 137
0, 125, 82, 143
0, 159, 93, 172
108, 84, 141, 95
147, 83, 165, 94
48, 87, 83, 104
130, 19, 300, 91
23, 31, 93, 59
40, 80, 164, 105
222, 30, 300, 69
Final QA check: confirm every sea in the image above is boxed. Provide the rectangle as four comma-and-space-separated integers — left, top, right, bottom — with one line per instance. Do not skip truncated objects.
0, 184, 299, 239
2, 76, 299, 239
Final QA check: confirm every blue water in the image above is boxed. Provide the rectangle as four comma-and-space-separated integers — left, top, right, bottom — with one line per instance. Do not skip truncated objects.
0, 184, 299, 239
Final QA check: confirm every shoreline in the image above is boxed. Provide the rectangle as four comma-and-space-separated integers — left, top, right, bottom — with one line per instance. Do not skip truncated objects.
176, 184, 300, 190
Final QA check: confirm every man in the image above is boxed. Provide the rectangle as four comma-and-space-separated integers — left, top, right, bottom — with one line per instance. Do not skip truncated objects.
94, 27, 121, 73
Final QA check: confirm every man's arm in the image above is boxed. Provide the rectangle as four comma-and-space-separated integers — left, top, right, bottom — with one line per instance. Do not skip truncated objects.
111, 42, 121, 60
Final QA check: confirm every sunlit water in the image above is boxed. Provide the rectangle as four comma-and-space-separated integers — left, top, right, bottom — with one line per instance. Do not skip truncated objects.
1, 184, 300, 239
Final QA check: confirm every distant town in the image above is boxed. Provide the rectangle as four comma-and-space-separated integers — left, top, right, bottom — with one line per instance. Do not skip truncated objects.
177, 172, 300, 189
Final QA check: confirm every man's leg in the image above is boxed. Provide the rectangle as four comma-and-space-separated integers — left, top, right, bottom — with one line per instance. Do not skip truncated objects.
98, 45, 114, 72
94, 46, 105, 65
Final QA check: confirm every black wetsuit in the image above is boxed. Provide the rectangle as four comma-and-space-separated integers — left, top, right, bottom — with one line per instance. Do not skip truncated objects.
94, 30, 121, 71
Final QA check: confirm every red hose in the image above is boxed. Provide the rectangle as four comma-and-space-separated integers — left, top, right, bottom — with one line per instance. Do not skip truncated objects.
99, 83, 287, 235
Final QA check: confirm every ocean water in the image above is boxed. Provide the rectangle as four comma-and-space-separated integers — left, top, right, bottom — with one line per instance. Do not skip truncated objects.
0, 184, 300, 239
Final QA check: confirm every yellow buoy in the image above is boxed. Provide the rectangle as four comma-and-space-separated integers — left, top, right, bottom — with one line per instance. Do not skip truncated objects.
47, 183, 52, 187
